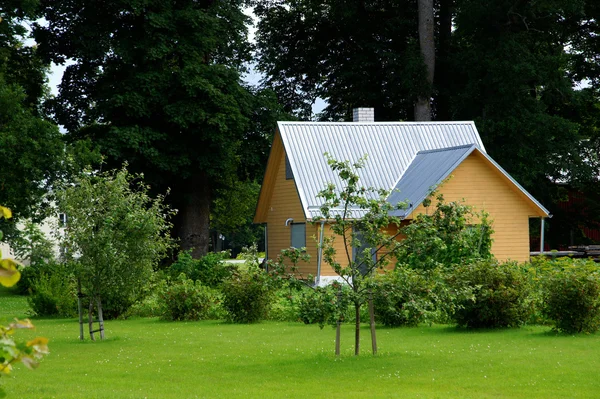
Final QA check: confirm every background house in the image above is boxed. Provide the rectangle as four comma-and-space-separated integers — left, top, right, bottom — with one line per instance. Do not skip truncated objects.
254, 108, 549, 283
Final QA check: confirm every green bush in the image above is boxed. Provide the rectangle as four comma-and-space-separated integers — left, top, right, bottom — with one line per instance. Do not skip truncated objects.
540, 258, 600, 333
372, 267, 449, 327
297, 286, 338, 327
446, 259, 533, 328
158, 274, 221, 321
268, 289, 301, 322
169, 250, 235, 288
221, 267, 273, 323
17, 261, 58, 295
28, 268, 77, 317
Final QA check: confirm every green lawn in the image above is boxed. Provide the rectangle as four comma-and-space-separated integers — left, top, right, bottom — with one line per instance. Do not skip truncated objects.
1, 290, 599, 398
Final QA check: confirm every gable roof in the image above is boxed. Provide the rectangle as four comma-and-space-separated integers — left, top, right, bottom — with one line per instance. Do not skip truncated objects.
388, 144, 550, 218
278, 121, 485, 218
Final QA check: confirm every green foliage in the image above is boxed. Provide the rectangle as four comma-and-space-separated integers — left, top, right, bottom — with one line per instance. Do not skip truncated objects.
11, 221, 56, 269
372, 267, 450, 327
254, 0, 424, 120
446, 259, 533, 328
169, 250, 234, 288
539, 257, 600, 334
397, 193, 493, 270
58, 166, 174, 319
297, 286, 338, 328
36, 0, 285, 255
27, 269, 77, 318
221, 267, 274, 324
157, 274, 221, 321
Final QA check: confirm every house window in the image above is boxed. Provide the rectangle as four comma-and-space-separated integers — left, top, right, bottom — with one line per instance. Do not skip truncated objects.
291, 223, 306, 249
285, 154, 293, 180
58, 213, 67, 227
353, 228, 376, 276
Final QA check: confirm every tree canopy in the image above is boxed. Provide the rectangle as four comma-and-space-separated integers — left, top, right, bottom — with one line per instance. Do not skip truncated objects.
35, 0, 282, 257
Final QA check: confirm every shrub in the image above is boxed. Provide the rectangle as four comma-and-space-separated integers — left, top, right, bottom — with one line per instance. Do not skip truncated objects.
222, 267, 274, 323
372, 267, 449, 327
268, 288, 301, 322
297, 286, 338, 327
158, 274, 220, 321
446, 259, 533, 328
540, 258, 600, 334
28, 267, 77, 317
169, 250, 234, 288
17, 261, 58, 295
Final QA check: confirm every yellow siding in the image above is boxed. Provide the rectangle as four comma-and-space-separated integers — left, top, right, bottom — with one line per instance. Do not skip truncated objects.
264, 140, 316, 276
409, 152, 540, 263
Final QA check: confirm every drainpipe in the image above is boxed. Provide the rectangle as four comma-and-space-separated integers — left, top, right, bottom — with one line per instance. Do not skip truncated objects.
540, 214, 553, 254
540, 218, 545, 253
264, 224, 268, 271
316, 221, 325, 286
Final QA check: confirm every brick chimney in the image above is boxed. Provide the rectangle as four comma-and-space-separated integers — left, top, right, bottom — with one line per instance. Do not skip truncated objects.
352, 107, 374, 122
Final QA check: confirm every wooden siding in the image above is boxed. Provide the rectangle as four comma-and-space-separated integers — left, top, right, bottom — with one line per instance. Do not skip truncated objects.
409, 152, 541, 263
262, 134, 316, 276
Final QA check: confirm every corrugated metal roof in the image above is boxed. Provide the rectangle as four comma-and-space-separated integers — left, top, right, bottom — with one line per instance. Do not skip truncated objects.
388, 145, 476, 218
279, 121, 486, 219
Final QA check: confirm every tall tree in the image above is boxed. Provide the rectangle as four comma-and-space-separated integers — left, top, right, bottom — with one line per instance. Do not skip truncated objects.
415, 0, 434, 121
35, 0, 268, 257
254, 0, 426, 121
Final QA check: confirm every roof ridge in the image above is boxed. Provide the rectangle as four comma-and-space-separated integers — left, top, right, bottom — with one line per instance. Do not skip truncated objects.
278, 121, 475, 125
416, 144, 476, 155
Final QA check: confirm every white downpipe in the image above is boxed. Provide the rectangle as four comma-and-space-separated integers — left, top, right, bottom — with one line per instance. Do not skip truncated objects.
316, 221, 325, 286
540, 217, 545, 253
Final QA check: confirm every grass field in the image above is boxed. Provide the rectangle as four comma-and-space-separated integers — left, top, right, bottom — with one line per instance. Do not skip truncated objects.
1, 288, 600, 398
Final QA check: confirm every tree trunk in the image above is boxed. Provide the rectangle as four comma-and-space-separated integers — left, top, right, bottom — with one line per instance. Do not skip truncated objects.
97, 297, 105, 340
354, 302, 361, 356
178, 173, 211, 258
415, 0, 435, 121
435, 0, 454, 120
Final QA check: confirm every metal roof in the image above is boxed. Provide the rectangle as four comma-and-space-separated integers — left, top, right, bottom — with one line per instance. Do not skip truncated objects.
388, 145, 476, 218
278, 121, 486, 218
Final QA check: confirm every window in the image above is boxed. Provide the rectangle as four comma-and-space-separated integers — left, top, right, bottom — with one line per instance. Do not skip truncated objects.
353, 228, 376, 276
291, 223, 306, 249
58, 213, 67, 227
285, 154, 293, 180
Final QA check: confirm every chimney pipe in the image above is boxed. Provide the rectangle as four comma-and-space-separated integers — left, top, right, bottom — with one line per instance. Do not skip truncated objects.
352, 108, 374, 122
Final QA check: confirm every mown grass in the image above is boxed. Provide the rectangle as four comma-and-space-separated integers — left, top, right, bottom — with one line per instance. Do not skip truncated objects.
1, 291, 600, 398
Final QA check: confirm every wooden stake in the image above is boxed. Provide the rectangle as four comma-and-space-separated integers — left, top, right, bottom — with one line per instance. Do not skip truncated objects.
96, 297, 105, 340
77, 279, 84, 341
368, 289, 377, 355
88, 300, 95, 341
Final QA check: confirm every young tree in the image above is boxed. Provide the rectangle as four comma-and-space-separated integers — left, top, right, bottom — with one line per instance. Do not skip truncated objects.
58, 167, 174, 337
316, 154, 406, 356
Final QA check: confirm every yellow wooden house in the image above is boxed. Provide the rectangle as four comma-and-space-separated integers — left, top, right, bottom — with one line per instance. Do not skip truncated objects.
254, 108, 550, 285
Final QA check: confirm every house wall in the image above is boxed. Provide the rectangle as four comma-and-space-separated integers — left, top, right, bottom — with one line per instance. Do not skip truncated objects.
410, 152, 540, 263
262, 135, 316, 276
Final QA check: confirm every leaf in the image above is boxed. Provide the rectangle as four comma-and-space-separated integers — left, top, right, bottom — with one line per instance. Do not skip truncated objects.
0, 259, 20, 287
0, 207, 12, 219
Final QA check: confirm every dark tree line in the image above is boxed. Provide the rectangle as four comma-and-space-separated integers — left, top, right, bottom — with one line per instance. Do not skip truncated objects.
1, 0, 599, 254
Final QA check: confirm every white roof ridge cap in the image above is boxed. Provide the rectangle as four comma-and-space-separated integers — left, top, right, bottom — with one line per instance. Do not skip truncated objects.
278, 121, 476, 125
